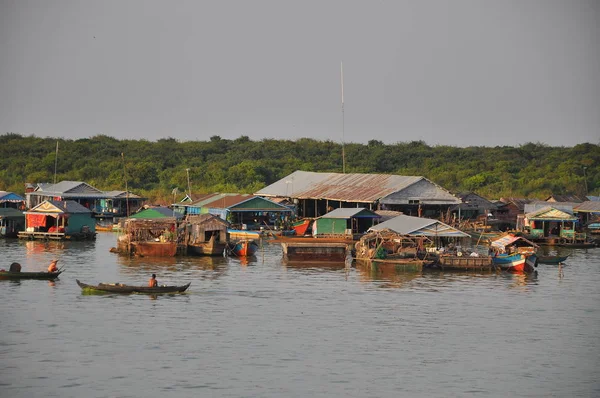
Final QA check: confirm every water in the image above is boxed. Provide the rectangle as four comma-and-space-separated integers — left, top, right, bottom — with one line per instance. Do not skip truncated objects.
1, 234, 599, 398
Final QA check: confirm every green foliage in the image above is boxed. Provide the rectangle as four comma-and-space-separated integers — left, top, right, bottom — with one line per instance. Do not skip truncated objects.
1, 133, 598, 201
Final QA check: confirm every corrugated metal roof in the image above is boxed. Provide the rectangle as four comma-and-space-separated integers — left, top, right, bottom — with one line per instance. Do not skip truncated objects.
320, 207, 381, 219
524, 203, 575, 215
369, 215, 469, 237
525, 206, 577, 221
26, 200, 92, 214
255, 170, 458, 204
131, 207, 183, 219
490, 234, 537, 248
197, 194, 255, 209
28, 182, 144, 199
574, 201, 600, 212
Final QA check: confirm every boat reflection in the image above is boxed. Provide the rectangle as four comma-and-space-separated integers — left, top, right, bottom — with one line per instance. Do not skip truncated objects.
355, 260, 422, 288
282, 258, 348, 272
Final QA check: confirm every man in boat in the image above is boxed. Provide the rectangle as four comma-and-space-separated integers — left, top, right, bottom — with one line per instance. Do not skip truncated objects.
47, 259, 59, 273
148, 273, 158, 287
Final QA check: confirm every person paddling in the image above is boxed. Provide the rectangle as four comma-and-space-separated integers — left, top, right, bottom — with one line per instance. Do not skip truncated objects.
148, 273, 158, 287
47, 259, 59, 273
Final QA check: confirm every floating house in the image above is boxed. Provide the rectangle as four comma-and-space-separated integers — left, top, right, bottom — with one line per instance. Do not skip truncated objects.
184, 214, 230, 256
520, 204, 592, 246
18, 200, 96, 240
0, 208, 25, 238
255, 171, 461, 219
25, 181, 145, 219
117, 207, 184, 257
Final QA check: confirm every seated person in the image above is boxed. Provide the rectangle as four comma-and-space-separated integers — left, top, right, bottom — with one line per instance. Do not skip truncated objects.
48, 260, 59, 273
148, 273, 158, 287
9, 262, 22, 272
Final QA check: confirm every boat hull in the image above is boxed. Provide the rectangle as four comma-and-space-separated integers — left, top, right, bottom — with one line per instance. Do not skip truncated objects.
229, 239, 259, 256
492, 253, 537, 273
188, 242, 228, 256
280, 241, 350, 262
538, 255, 569, 264
131, 241, 178, 257
76, 279, 190, 294
0, 270, 62, 280
292, 219, 313, 236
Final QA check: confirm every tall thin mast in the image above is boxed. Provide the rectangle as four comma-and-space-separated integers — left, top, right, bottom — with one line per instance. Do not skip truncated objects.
341, 61, 346, 174
122, 153, 130, 217
53, 141, 59, 184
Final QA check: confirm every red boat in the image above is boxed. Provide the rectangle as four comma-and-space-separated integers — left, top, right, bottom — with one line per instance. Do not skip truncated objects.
292, 218, 314, 236
228, 239, 259, 256
490, 234, 538, 273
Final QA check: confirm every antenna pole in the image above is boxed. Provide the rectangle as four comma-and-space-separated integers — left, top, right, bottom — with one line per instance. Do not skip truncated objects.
53, 141, 59, 184
341, 61, 346, 174
186, 168, 192, 198
122, 153, 130, 217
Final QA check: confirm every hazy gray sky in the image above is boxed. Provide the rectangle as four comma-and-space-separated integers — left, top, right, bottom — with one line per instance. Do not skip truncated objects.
1, 0, 598, 147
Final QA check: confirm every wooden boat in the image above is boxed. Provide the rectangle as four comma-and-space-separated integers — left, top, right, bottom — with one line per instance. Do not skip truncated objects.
228, 239, 259, 256
492, 253, 537, 273
291, 218, 314, 236
490, 234, 538, 273
537, 255, 569, 265
76, 279, 190, 294
0, 270, 62, 280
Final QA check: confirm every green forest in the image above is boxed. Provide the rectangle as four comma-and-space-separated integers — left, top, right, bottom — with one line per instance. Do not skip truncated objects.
1, 133, 598, 204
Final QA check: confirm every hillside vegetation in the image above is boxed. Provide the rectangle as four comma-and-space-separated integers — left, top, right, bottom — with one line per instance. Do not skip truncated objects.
1, 133, 597, 204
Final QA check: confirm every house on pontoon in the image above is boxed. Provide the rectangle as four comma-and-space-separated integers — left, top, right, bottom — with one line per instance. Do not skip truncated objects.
18, 200, 96, 240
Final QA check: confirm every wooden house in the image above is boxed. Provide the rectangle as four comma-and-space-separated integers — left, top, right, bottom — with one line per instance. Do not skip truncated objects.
496, 198, 532, 228
18, 200, 96, 240
184, 213, 230, 256
117, 207, 184, 257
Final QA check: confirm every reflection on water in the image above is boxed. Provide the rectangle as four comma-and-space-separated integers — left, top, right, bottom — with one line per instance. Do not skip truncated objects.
355, 261, 422, 288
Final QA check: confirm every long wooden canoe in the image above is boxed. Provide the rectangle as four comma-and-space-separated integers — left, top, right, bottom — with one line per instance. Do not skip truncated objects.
537, 255, 569, 264
76, 279, 190, 294
0, 270, 62, 280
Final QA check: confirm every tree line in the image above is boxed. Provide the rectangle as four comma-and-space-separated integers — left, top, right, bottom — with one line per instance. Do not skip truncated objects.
1, 133, 597, 204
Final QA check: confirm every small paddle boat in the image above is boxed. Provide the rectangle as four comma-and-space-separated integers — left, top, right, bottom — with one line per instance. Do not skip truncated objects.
537, 255, 569, 265
76, 279, 190, 294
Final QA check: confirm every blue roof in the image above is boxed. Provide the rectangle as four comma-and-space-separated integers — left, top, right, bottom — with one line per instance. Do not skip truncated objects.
0, 191, 25, 202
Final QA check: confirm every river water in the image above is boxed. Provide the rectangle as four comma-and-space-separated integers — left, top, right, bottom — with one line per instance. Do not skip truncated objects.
1, 233, 599, 398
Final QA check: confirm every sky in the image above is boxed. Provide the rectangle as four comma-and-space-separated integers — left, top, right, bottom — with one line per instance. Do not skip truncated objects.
1, 0, 598, 147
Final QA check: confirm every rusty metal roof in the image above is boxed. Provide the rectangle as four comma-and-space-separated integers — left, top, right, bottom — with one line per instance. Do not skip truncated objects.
575, 201, 600, 212
256, 171, 450, 203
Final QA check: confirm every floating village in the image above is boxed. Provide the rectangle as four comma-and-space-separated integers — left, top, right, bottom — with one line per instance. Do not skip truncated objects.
1, 171, 599, 286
